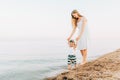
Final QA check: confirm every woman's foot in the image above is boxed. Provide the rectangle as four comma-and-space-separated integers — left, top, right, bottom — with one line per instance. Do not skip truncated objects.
81, 61, 87, 65
80, 61, 87, 65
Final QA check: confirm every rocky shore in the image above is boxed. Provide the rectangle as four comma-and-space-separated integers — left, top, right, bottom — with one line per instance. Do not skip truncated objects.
45, 49, 120, 80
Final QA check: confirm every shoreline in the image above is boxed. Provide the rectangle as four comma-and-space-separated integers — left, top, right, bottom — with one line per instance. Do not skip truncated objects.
45, 48, 120, 80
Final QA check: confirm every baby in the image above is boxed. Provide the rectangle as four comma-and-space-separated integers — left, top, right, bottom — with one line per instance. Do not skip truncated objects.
67, 40, 77, 70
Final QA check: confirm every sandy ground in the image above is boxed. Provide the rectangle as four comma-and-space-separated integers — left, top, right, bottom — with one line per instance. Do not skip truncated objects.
45, 49, 120, 80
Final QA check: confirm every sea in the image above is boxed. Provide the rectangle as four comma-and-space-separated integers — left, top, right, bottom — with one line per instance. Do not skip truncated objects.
0, 38, 120, 80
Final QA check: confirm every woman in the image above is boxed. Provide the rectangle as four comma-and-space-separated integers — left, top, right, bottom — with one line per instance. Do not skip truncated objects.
67, 10, 88, 65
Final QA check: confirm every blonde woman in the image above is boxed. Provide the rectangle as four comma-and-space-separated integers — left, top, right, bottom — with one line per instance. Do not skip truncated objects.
67, 10, 89, 65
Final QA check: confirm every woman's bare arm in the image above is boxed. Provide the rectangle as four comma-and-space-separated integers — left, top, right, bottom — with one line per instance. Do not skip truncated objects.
68, 27, 76, 39
67, 19, 77, 40
76, 17, 87, 40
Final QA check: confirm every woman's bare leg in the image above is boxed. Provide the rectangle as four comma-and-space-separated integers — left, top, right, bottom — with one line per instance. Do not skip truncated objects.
83, 49, 87, 63
80, 49, 87, 65
80, 50, 84, 56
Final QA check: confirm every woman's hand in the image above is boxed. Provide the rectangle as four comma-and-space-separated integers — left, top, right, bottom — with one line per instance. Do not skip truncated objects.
76, 36, 80, 46
67, 37, 71, 42
76, 36, 80, 42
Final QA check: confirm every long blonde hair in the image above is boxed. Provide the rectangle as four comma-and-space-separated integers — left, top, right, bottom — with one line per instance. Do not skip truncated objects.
71, 10, 83, 27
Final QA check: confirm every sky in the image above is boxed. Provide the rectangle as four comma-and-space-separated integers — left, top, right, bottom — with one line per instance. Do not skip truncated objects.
0, 0, 120, 57
0, 0, 120, 41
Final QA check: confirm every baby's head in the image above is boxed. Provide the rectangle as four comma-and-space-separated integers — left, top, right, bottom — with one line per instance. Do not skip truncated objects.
68, 40, 76, 48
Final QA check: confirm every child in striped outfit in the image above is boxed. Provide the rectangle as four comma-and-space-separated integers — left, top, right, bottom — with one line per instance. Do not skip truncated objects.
67, 40, 77, 70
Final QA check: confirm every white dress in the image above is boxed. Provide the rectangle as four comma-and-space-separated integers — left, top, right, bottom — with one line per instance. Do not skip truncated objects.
77, 17, 89, 50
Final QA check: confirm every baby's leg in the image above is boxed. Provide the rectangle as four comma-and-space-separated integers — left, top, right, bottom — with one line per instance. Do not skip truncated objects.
68, 58, 72, 70
68, 64, 72, 70
73, 59, 77, 69
74, 64, 77, 68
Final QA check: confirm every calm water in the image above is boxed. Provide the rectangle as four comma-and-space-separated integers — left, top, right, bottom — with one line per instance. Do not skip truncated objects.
0, 38, 120, 80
